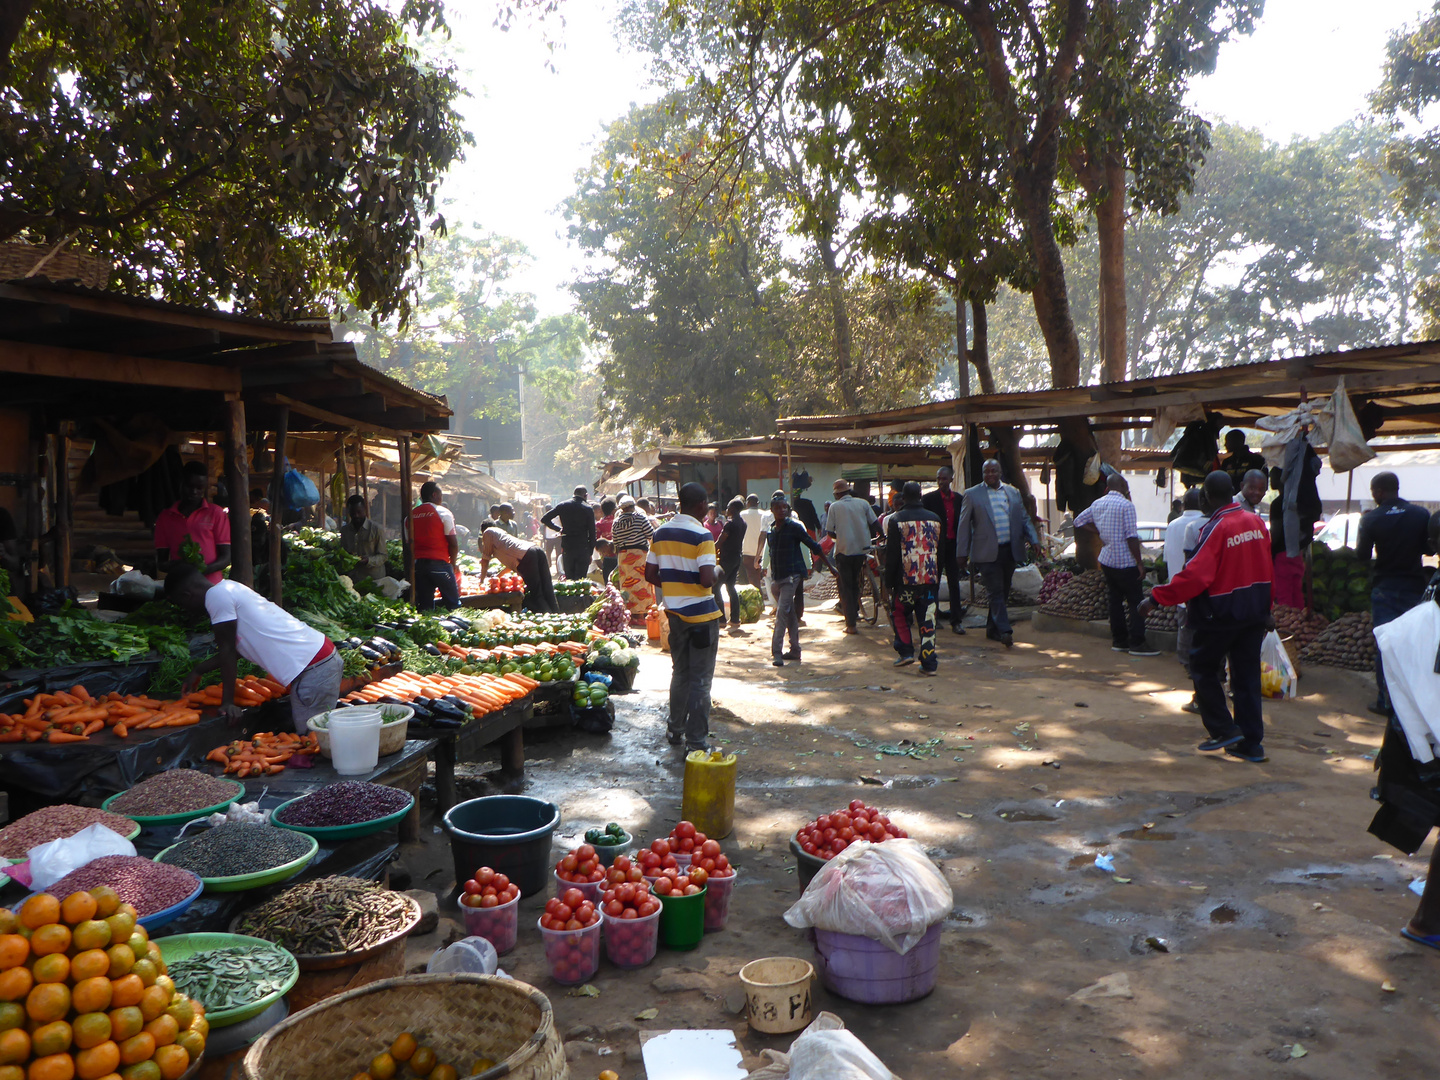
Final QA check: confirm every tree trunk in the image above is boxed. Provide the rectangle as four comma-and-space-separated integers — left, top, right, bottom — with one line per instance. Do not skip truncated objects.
1093, 155, 1128, 465
955, 288, 970, 398
817, 231, 856, 410
0, 0, 34, 70
966, 301, 1031, 505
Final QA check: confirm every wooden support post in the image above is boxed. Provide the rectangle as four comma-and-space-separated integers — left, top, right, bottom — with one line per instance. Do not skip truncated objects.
359, 434, 369, 502
269, 407, 289, 603
224, 396, 252, 587
399, 434, 415, 598
55, 426, 71, 590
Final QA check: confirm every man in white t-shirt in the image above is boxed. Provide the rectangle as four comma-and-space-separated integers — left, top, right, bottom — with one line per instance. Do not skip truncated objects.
165, 562, 342, 734
740, 494, 768, 609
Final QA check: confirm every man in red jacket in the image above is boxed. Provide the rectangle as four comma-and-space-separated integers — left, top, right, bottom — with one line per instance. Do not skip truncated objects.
1141, 471, 1275, 763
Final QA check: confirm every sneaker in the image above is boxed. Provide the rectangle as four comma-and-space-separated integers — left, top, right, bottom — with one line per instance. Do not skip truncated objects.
893, 655, 916, 668
666, 731, 685, 746
772, 658, 784, 667
1111, 645, 1130, 652
1129, 647, 1161, 657
1224, 744, 1268, 763
782, 651, 800, 661
1181, 697, 1201, 715
920, 667, 938, 677
1001, 633, 1014, 648
1198, 733, 1244, 752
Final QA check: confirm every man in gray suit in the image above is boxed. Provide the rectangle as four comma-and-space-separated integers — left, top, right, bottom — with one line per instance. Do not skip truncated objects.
955, 459, 1038, 647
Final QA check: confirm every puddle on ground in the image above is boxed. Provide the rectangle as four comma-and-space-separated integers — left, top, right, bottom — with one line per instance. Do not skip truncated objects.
997, 809, 1060, 822
1067, 854, 1094, 870
1210, 904, 1239, 923
1118, 828, 1178, 841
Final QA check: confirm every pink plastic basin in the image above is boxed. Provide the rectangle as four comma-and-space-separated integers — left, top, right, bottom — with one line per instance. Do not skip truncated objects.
813, 922, 942, 1004
460, 893, 519, 955
704, 871, 736, 932
602, 906, 661, 969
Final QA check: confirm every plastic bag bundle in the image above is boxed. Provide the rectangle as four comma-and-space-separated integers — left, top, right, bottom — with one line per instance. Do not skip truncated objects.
426, 936, 499, 976
747, 1012, 897, 1080
783, 838, 952, 955
28, 824, 136, 891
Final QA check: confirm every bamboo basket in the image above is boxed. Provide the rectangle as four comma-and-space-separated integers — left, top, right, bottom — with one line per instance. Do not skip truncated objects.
242, 974, 567, 1080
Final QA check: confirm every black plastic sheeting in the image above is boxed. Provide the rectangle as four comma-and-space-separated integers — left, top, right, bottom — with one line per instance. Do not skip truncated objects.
0, 659, 160, 717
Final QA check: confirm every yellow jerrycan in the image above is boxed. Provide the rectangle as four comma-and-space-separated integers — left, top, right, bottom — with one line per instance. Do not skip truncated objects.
682, 749, 738, 839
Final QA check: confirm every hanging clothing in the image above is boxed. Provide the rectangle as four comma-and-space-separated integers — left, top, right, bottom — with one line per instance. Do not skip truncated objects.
1171, 419, 1220, 488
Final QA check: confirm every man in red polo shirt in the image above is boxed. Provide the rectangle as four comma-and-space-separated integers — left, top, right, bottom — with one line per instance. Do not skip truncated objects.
411, 481, 460, 610
154, 461, 231, 584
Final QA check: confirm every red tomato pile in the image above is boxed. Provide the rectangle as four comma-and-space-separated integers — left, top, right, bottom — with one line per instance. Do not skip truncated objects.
601, 879, 660, 919
649, 865, 708, 896
636, 839, 680, 876
604, 855, 646, 886
460, 866, 519, 908
556, 843, 606, 883
667, 819, 709, 855
480, 572, 525, 595
690, 837, 733, 879
540, 886, 599, 931
795, 800, 907, 860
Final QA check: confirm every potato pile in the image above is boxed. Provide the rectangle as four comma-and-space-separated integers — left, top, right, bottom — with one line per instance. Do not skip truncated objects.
1298, 611, 1374, 670
1144, 605, 1180, 631
1038, 569, 1108, 620
1272, 605, 1329, 652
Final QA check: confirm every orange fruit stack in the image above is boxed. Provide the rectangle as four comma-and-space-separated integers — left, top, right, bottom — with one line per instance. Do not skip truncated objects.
0, 887, 208, 1080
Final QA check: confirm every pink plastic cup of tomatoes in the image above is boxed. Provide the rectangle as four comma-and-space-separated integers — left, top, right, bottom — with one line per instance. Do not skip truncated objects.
459, 867, 521, 954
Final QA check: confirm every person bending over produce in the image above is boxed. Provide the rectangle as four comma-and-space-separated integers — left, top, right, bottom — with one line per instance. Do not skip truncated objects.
479, 521, 558, 612
165, 562, 342, 733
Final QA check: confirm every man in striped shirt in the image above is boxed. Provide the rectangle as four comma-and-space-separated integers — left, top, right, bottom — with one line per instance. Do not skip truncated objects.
1075, 473, 1157, 656
645, 483, 722, 751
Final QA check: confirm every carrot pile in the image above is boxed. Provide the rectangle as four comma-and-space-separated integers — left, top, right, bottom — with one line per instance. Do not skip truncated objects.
340, 670, 537, 714
206, 731, 319, 777
0, 676, 288, 744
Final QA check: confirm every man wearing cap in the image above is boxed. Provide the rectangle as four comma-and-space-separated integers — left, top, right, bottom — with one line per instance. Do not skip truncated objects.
541, 486, 597, 581
825, 478, 879, 633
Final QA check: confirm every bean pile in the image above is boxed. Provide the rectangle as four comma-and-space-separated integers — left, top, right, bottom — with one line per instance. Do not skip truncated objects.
235, 876, 416, 955
109, 769, 240, 816
274, 781, 412, 827
44, 853, 199, 915
167, 945, 295, 1012
0, 804, 139, 858
158, 822, 313, 878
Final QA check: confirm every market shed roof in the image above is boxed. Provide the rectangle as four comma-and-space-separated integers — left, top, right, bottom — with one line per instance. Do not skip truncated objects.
0, 279, 450, 434
776, 340, 1440, 440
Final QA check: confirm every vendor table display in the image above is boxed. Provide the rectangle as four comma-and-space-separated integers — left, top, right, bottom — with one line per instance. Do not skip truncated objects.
106, 770, 243, 819
234, 876, 416, 956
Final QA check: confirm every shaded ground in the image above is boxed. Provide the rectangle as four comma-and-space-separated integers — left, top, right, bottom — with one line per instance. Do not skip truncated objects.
397, 599, 1439, 1079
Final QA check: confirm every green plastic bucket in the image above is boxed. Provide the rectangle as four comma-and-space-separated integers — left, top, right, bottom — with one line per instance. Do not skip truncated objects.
658, 887, 707, 951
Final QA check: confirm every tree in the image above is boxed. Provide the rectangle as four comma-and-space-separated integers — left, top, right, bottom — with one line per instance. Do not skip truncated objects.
349, 227, 589, 467
1374, 1, 1440, 334
0, 0, 467, 322
565, 96, 949, 440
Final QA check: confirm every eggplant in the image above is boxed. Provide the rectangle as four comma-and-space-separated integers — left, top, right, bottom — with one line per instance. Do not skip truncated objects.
358, 645, 383, 661
423, 643, 441, 656
408, 699, 435, 722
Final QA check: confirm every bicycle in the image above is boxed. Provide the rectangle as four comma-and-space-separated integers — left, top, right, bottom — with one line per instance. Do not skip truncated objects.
855, 544, 888, 625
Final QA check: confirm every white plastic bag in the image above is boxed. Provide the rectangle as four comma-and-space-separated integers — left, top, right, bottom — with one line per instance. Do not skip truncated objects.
747, 1013, 897, 1080
27, 824, 136, 890
1010, 565, 1044, 603
426, 936, 498, 976
783, 838, 952, 955
110, 570, 161, 598
1260, 630, 1298, 700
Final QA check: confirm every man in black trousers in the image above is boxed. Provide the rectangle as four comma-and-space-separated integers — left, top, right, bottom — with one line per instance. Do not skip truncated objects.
541, 486, 597, 581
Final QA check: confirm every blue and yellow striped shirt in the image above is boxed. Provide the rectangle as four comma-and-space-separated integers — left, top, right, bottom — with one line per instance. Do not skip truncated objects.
647, 514, 722, 623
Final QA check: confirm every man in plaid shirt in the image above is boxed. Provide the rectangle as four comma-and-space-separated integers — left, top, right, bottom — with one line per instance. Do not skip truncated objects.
1075, 473, 1158, 657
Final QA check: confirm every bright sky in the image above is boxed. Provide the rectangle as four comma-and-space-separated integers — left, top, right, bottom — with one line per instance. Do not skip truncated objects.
435, 0, 1434, 316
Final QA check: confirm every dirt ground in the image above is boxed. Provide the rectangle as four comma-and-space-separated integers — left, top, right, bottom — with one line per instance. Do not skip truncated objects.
394, 596, 1440, 1080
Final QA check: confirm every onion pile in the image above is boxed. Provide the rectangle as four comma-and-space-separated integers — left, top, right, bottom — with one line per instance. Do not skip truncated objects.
592, 585, 629, 633
1037, 570, 1074, 606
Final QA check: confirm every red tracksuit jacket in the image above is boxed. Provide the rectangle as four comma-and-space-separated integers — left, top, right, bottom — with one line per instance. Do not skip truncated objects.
1151, 503, 1273, 626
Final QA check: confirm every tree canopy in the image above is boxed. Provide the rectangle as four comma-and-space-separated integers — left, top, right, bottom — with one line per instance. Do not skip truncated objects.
0, 0, 467, 323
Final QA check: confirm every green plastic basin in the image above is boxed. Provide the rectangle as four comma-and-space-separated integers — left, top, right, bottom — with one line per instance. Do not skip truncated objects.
152, 932, 299, 1028
154, 831, 318, 892
269, 791, 415, 841
102, 779, 245, 826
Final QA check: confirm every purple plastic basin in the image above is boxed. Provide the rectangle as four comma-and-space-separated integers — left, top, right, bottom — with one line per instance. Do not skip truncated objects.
813, 922, 942, 1004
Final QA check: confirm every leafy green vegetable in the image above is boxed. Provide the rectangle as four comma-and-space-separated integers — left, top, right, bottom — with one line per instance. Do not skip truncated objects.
0, 567, 10, 597
180, 537, 205, 568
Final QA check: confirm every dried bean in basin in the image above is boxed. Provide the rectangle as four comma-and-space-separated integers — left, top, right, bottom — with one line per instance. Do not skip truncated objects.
44, 854, 198, 915
275, 781, 410, 827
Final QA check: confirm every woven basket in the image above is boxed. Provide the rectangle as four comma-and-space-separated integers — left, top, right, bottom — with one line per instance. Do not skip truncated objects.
241, 974, 567, 1080
0, 242, 110, 287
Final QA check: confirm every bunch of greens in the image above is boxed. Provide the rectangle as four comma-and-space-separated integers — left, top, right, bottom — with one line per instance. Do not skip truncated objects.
340, 648, 371, 678
20, 608, 152, 665
150, 652, 267, 697
0, 567, 11, 597
180, 537, 206, 568
0, 621, 34, 670
403, 616, 450, 646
